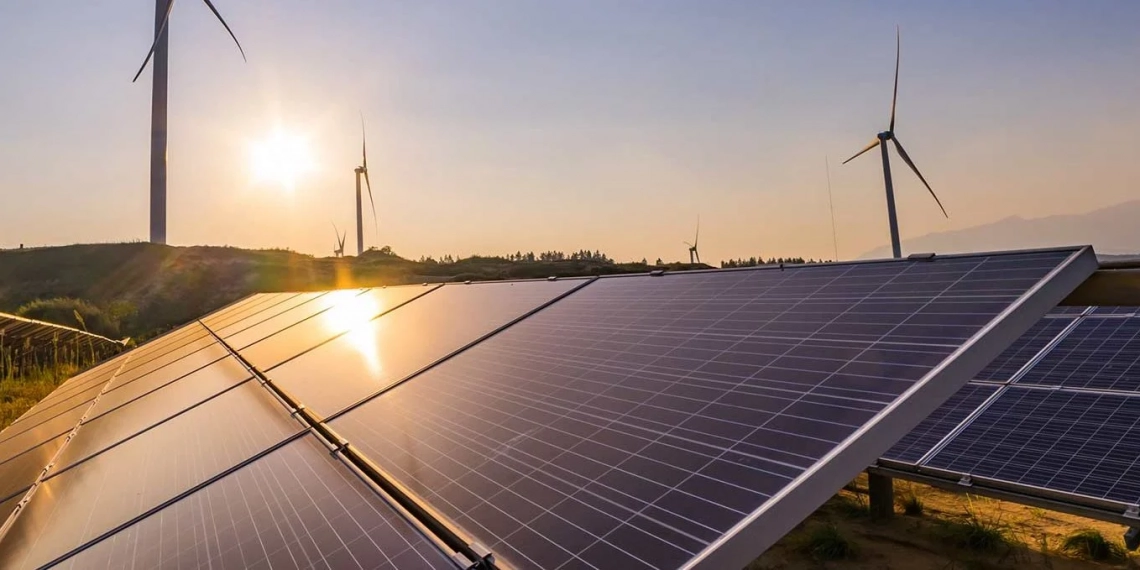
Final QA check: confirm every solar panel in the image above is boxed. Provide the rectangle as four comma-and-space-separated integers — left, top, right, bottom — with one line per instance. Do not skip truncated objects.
973, 318, 1074, 382
220, 289, 376, 350
0, 433, 67, 504
1017, 316, 1140, 391
924, 386, 1140, 505
324, 249, 1092, 570
882, 383, 999, 464
49, 435, 455, 570
105, 340, 231, 395
238, 285, 437, 370
85, 349, 250, 422
0, 381, 306, 570
260, 279, 587, 418
0, 403, 89, 464
50, 359, 255, 473
0, 248, 1100, 569
879, 305, 1140, 522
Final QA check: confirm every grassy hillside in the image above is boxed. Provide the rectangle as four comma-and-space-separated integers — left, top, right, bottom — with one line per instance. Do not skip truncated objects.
0, 243, 679, 340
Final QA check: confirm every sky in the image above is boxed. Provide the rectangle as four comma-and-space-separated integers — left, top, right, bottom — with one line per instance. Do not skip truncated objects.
2, 1, 1139, 263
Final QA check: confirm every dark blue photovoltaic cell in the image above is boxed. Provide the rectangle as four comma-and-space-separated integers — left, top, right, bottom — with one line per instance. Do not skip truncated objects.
925, 387, 1140, 505
973, 318, 1072, 381
1017, 317, 1140, 391
882, 383, 998, 464
52, 435, 452, 570
331, 250, 1077, 570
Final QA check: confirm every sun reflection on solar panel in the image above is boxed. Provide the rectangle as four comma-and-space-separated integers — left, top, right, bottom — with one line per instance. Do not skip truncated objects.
321, 290, 383, 377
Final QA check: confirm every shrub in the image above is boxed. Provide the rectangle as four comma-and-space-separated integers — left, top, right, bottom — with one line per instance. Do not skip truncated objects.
900, 490, 924, 516
793, 523, 859, 561
15, 297, 121, 338
934, 497, 1010, 552
1061, 529, 1126, 562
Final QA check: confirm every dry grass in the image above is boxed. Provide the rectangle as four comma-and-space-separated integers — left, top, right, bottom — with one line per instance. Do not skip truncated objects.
751, 474, 1139, 569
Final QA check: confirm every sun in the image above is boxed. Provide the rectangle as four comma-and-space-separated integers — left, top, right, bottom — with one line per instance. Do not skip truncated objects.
249, 128, 314, 191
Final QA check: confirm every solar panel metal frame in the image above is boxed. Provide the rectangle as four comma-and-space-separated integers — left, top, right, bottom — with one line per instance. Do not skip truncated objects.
684, 246, 1097, 570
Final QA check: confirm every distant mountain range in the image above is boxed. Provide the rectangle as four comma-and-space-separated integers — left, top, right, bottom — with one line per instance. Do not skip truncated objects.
860, 200, 1140, 260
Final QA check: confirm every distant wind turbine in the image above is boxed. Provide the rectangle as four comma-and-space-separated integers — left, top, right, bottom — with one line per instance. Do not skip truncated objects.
842, 27, 947, 259
332, 223, 346, 258
354, 115, 378, 256
684, 216, 701, 264
134, 0, 247, 245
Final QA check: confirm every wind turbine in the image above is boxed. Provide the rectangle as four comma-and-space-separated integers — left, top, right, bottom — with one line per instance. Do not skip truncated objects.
133, 0, 246, 245
684, 216, 701, 264
354, 115, 377, 256
332, 223, 346, 258
842, 27, 947, 259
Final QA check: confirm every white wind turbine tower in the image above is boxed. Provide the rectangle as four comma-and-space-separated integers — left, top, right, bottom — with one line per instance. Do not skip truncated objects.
684, 216, 701, 264
354, 116, 377, 256
133, 0, 246, 245
842, 27, 947, 259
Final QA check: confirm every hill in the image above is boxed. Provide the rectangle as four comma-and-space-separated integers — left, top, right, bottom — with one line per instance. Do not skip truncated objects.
0, 243, 680, 340
861, 200, 1140, 259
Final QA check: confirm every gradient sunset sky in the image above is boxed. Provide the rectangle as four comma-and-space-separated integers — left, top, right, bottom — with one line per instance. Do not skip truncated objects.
2, 1, 1138, 263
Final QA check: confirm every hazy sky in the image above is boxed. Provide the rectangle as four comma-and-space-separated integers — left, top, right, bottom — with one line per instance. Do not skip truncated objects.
2, 1, 1139, 262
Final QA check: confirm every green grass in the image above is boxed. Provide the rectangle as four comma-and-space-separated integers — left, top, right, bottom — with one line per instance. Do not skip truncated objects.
792, 522, 859, 561
0, 362, 78, 430
1060, 529, 1126, 562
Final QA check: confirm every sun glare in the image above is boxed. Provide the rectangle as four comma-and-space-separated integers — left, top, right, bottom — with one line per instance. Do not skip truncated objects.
250, 128, 314, 191
321, 290, 383, 376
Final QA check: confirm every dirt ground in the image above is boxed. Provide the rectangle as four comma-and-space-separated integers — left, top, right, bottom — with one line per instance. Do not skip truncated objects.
749, 475, 1139, 569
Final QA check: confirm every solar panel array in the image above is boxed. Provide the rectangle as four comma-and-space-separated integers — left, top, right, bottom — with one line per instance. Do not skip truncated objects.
0, 312, 127, 379
884, 305, 1140, 519
0, 247, 1097, 570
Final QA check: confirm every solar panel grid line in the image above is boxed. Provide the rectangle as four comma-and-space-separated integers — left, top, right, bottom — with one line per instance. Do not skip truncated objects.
909, 316, 1085, 466
320, 278, 599, 423
687, 247, 1097, 569
0, 353, 133, 546
34, 431, 312, 570
198, 317, 482, 569
246, 283, 445, 371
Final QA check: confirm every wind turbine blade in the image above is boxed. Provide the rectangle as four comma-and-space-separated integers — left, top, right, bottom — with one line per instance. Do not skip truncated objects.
891, 137, 948, 218
890, 26, 900, 132
133, 0, 177, 82
694, 215, 700, 247
200, 0, 247, 61
363, 170, 377, 230
841, 138, 880, 164
360, 113, 368, 170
